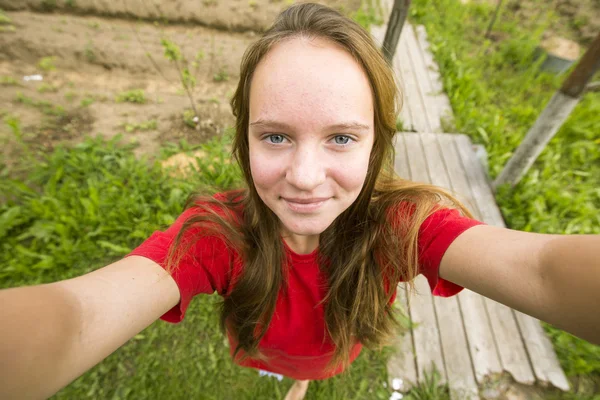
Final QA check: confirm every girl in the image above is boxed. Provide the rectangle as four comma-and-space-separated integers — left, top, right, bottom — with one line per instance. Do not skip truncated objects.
1, 3, 598, 399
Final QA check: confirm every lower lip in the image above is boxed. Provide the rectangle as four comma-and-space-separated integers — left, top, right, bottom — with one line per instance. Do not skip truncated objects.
283, 199, 328, 213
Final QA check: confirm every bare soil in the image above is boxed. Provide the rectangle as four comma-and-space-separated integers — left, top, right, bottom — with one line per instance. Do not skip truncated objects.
0, 0, 361, 33
505, 0, 600, 47
0, 1, 362, 172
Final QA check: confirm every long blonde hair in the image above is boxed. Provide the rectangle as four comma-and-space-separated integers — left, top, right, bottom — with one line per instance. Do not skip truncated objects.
166, 3, 472, 371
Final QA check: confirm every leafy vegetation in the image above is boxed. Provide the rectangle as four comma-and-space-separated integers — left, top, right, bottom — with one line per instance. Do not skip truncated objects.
38, 56, 57, 72
15, 92, 66, 116
410, 0, 599, 388
123, 119, 158, 132
115, 89, 147, 104
0, 8, 14, 31
1, 0, 597, 398
352, 0, 383, 30
0, 126, 401, 398
0, 75, 19, 86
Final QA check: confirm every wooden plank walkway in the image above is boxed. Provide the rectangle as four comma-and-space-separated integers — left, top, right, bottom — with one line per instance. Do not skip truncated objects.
371, 2, 570, 398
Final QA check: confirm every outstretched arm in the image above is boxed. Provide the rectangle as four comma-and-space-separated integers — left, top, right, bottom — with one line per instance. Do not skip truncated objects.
0, 256, 180, 399
439, 225, 600, 344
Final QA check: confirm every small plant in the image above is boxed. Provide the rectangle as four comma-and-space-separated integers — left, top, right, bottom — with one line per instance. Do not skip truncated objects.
64, 91, 77, 102
38, 56, 57, 72
115, 89, 147, 104
65, 0, 76, 8
4, 115, 36, 166
123, 119, 158, 132
0, 76, 18, 86
84, 41, 96, 62
15, 92, 66, 116
248, 0, 258, 8
191, 50, 205, 69
0, 10, 10, 23
404, 367, 449, 400
159, 38, 201, 123
396, 118, 405, 132
37, 83, 59, 93
87, 21, 100, 30
80, 97, 94, 107
0, 9, 13, 27
183, 109, 197, 128
213, 69, 229, 82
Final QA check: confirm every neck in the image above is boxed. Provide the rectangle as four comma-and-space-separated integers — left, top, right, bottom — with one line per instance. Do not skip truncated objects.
282, 233, 320, 255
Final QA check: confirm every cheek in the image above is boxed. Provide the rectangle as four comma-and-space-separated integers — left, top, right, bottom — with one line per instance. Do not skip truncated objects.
249, 151, 281, 188
332, 153, 371, 191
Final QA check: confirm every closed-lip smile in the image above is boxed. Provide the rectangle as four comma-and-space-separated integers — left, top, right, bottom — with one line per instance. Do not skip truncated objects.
282, 197, 329, 204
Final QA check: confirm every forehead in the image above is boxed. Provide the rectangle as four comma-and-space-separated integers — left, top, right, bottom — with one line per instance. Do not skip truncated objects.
249, 36, 373, 129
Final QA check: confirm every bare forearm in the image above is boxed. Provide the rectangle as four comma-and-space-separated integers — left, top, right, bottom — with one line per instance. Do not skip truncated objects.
0, 283, 82, 399
540, 234, 600, 344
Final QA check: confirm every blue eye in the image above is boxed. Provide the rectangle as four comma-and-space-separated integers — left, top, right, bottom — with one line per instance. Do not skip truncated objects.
334, 135, 351, 146
262, 134, 355, 147
265, 134, 286, 144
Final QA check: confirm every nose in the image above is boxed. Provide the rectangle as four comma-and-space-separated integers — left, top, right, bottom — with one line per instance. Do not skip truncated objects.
285, 145, 326, 191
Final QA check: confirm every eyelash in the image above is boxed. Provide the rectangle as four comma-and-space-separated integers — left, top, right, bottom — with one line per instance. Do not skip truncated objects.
263, 134, 355, 148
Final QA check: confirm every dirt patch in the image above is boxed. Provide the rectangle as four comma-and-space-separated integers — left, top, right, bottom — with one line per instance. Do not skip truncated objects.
0, 10, 247, 170
0, 1, 363, 175
0, 11, 251, 81
0, 0, 362, 33
505, 0, 600, 47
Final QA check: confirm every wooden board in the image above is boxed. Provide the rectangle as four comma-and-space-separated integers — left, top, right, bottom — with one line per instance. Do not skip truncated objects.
402, 134, 447, 385
387, 283, 419, 393
417, 133, 479, 399
396, 34, 430, 132
436, 134, 503, 382
453, 135, 536, 385
387, 135, 419, 393
403, 27, 442, 132
414, 25, 454, 128
514, 311, 570, 391
375, 3, 568, 389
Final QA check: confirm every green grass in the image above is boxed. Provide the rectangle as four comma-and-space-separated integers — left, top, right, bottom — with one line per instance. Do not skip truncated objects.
3, 0, 597, 397
0, 130, 406, 398
410, 0, 599, 387
352, 0, 383, 30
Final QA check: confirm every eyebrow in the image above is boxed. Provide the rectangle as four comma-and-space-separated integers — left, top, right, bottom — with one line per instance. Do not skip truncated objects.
249, 119, 370, 132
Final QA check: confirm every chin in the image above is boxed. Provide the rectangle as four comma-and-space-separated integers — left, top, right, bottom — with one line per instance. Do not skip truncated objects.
281, 218, 331, 236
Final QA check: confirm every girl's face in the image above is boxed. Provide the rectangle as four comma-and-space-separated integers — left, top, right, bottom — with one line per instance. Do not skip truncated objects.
248, 36, 375, 253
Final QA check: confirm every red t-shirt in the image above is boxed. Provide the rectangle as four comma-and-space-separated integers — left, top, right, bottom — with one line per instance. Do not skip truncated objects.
126, 191, 484, 380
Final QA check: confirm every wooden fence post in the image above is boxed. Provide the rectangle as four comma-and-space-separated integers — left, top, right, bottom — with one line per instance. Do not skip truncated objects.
382, 0, 411, 63
493, 32, 600, 189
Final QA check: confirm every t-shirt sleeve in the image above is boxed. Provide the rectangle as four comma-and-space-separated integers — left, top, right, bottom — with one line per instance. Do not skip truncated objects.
125, 206, 236, 323
418, 208, 485, 297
